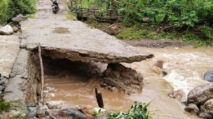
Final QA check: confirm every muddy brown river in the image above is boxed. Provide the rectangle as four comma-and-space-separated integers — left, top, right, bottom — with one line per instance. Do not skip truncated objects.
44, 47, 213, 119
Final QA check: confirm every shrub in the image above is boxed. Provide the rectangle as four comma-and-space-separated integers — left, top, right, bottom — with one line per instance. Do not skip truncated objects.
0, 0, 36, 23
0, 102, 10, 112
107, 101, 152, 119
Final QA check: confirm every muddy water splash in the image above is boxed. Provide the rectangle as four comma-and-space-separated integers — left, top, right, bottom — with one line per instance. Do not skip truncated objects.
138, 47, 213, 94
44, 47, 213, 119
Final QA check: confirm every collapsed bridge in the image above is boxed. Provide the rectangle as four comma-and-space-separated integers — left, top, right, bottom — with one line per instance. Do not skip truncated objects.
0, 1, 153, 116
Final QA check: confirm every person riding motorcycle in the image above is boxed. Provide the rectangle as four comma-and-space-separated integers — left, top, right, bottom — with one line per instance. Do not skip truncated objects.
52, 0, 59, 9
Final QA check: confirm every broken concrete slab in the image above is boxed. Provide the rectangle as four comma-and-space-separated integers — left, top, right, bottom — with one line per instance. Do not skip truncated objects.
0, 35, 20, 77
21, 19, 153, 63
4, 49, 28, 103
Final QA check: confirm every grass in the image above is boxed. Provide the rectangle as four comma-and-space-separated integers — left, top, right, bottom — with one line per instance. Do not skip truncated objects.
116, 25, 212, 47
26, 14, 35, 19
66, 12, 77, 20
0, 101, 10, 112
85, 18, 110, 29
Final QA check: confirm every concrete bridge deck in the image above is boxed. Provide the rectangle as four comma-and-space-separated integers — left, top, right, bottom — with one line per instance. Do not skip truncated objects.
20, 0, 153, 63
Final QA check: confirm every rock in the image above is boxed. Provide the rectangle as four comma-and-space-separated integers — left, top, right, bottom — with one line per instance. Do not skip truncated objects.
13, 27, 19, 32
0, 80, 7, 85
37, 105, 49, 118
102, 29, 113, 35
187, 83, 213, 104
204, 70, 213, 82
168, 89, 186, 102
8, 110, 23, 118
48, 109, 60, 117
76, 105, 94, 118
103, 63, 143, 94
181, 96, 188, 105
49, 115, 57, 119
0, 25, 13, 35
0, 85, 5, 91
27, 107, 38, 118
142, 17, 150, 23
110, 87, 118, 93
198, 112, 213, 119
201, 99, 213, 114
154, 60, 164, 68
59, 108, 87, 119
46, 101, 64, 109
100, 82, 107, 87
184, 103, 199, 114
107, 24, 121, 35
12, 14, 28, 24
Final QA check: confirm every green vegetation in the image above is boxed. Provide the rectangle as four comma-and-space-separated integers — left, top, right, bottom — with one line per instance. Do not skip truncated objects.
0, 101, 10, 112
66, 12, 77, 20
107, 101, 152, 119
72, 0, 213, 46
0, 0, 36, 24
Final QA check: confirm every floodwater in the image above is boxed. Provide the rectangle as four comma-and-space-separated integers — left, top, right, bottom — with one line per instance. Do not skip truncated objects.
44, 47, 213, 119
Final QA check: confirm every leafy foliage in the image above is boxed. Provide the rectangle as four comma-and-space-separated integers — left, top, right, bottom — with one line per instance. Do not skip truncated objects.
78, 0, 213, 46
0, 102, 10, 112
0, 0, 36, 23
201, 24, 212, 39
107, 101, 152, 119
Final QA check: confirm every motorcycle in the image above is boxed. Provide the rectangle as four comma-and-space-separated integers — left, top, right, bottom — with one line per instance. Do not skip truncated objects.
52, 3, 59, 14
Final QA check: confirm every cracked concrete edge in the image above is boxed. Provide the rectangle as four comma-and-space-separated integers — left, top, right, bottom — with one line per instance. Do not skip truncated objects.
23, 44, 154, 63
4, 49, 29, 103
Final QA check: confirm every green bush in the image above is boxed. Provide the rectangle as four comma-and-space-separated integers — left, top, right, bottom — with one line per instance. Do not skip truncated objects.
0, 0, 36, 23
107, 101, 152, 119
0, 102, 10, 112
201, 25, 212, 39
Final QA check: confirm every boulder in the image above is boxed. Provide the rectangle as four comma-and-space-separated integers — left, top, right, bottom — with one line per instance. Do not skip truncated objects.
204, 70, 213, 82
154, 60, 164, 68
201, 99, 213, 114
12, 14, 28, 24
103, 63, 143, 94
107, 24, 121, 35
184, 103, 199, 114
13, 27, 19, 32
27, 107, 38, 118
168, 89, 186, 103
187, 83, 213, 104
0, 25, 13, 35
102, 29, 113, 35
59, 108, 87, 119
48, 109, 60, 116
76, 105, 95, 118
0, 85, 5, 91
37, 105, 49, 118
198, 112, 213, 119
46, 101, 64, 109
